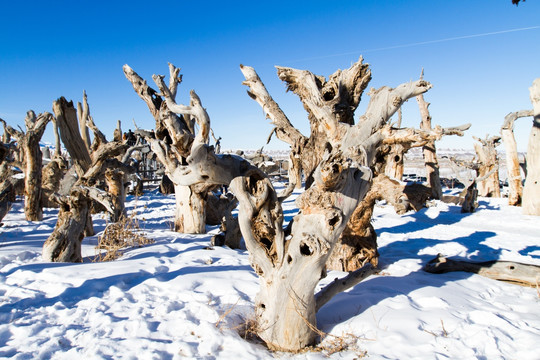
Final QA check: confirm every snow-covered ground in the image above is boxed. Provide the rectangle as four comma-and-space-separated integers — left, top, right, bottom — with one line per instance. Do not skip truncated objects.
1, 183, 539, 359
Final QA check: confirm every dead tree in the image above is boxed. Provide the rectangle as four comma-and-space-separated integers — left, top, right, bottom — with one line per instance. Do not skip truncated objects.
447, 157, 497, 213
327, 121, 468, 273
473, 135, 501, 197
124, 63, 212, 233
0, 138, 22, 224
500, 110, 533, 205
522, 78, 540, 216
42, 97, 129, 262
239, 58, 440, 351
4, 111, 52, 221
120, 59, 430, 351
417, 70, 443, 199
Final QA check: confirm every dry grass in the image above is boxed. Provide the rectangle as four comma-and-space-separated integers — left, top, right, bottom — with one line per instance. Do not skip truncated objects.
94, 210, 154, 262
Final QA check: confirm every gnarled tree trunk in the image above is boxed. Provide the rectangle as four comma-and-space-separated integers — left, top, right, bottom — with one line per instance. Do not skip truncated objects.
174, 184, 207, 233
124, 64, 209, 233
240, 59, 433, 351
500, 110, 532, 206
42, 190, 89, 262
43, 97, 127, 262
5, 112, 52, 221
523, 78, 540, 215
473, 135, 501, 197
417, 75, 443, 199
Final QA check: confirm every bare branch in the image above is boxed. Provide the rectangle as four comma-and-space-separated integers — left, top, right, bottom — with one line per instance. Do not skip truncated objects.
52, 97, 92, 175
77, 186, 115, 215
168, 62, 182, 100
123, 64, 162, 122
502, 109, 533, 130
240, 64, 306, 147
153, 74, 209, 148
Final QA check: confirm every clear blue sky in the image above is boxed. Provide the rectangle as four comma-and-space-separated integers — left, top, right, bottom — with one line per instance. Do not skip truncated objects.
1, 0, 539, 152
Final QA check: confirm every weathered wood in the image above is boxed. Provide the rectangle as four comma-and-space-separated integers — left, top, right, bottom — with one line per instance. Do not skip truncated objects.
417, 71, 442, 199
209, 192, 241, 249
174, 184, 206, 233
53, 97, 92, 176
113, 120, 123, 142
448, 157, 477, 212
77, 90, 92, 151
522, 78, 540, 215
500, 110, 533, 205
473, 135, 501, 197
5, 111, 52, 221
42, 189, 89, 262
159, 174, 174, 194
105, 168, 125, 222
326, 188, 379, 272
239, 60, 433, 351
0, 169, 21, 225
230, 157, 372, 351
41, 157, 67, 208
124, 64, 210, 233
44, 95, 133, 262
424, 254, 540, 287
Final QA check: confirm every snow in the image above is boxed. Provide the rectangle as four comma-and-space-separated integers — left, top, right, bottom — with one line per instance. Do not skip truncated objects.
1, 185, 540, 359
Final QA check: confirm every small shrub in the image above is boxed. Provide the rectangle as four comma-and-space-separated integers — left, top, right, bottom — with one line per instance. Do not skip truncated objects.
94, 211, 154, 261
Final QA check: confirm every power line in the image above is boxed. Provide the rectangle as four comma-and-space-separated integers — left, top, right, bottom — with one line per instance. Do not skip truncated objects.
284, 25, 540, 64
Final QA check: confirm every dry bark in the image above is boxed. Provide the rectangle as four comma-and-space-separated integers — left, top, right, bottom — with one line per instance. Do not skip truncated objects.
77, 90, 92, 152
416, 73, 442, 199
41, 156, 68, 208
0, 158, 21, 225
326, 188, 379, 272
522, 78, 540, 215
500, 110, 533, 205
105, 168, 125, 222
209, 192, 241, 249
5, 111, 53, 221
42, 189, 89, 262
424, 254, 540, 287
473, 135, 501, 197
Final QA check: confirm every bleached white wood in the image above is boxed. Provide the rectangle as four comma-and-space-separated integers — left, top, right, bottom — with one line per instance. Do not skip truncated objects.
523, 78, 540, 215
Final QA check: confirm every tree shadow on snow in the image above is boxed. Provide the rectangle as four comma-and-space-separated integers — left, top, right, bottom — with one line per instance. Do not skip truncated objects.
0, 263, 252, 323
317, 229, 500, 328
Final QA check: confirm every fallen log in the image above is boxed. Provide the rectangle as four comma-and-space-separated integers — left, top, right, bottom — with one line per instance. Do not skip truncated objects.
424, 254, 540, 287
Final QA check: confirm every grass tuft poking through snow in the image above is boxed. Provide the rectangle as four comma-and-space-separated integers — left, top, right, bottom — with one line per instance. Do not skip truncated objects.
94, 209, 154, 262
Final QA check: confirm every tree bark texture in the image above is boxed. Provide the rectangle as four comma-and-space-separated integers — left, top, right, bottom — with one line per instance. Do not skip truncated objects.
522, 78, 540, 215
41, 157, 67, 208
417, 86, 443, 199
174, 184, 206, 233
473, 135, 501, 198
500, 110, 532, 206
424, 254, 540, 287
42, 190, 89, 262
384, 143, 406, 181
105, 168, 125, 222
6, 111, 52, 221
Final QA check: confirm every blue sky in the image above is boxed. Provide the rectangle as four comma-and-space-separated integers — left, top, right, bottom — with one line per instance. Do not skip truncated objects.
0, 0, 539, 152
